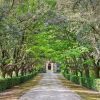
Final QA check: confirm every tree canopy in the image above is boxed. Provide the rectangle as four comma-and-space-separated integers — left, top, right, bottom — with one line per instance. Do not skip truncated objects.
0, 0, 100, 79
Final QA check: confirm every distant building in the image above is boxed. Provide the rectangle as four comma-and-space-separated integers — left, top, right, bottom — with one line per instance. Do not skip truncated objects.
45, 61, 60, 73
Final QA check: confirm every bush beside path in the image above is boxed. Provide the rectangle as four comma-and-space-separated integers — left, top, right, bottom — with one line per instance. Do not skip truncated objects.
0, 75, 42, 100
59, 76, 100, 100
0, 72, 100, 100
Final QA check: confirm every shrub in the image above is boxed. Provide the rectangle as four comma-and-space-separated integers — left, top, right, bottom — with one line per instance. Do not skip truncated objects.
70, 75, 80, 84
93, 79, 100, 92
63, 72, 96, 90
63, 72, 70, 80
80, 77, 94, 89
0, 72, 37, 92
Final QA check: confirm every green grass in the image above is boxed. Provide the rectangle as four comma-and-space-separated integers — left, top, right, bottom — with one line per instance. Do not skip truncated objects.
59, 76, 100, 100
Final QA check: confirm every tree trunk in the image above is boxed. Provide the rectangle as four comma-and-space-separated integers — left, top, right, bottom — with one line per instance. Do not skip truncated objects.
84, 65, 90, 78
15, 70, 19, 77
95, 67, 100, 78
2, 72, 6, 78
80, 71, 83, 77
75, 70, 78, 76
82, 54, 90, 78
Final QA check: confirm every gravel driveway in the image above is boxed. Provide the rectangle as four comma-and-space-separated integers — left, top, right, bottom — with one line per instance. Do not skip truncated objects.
19, 72, 82, 100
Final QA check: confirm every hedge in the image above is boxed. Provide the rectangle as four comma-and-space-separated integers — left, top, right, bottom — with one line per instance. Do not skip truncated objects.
70, 75, 80, 84
80, 77, 94, 89
63, 73, 99, 91
63, 72, 70, 80
0, 72, 37, 92
93, 79, 100, 92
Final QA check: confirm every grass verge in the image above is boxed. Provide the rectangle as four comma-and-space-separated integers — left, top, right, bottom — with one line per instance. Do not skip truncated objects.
59, 75, 100, 100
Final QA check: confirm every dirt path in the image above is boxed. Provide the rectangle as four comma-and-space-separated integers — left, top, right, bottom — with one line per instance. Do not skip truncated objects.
19, 72, 82, 100
0, 72, 99, 100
